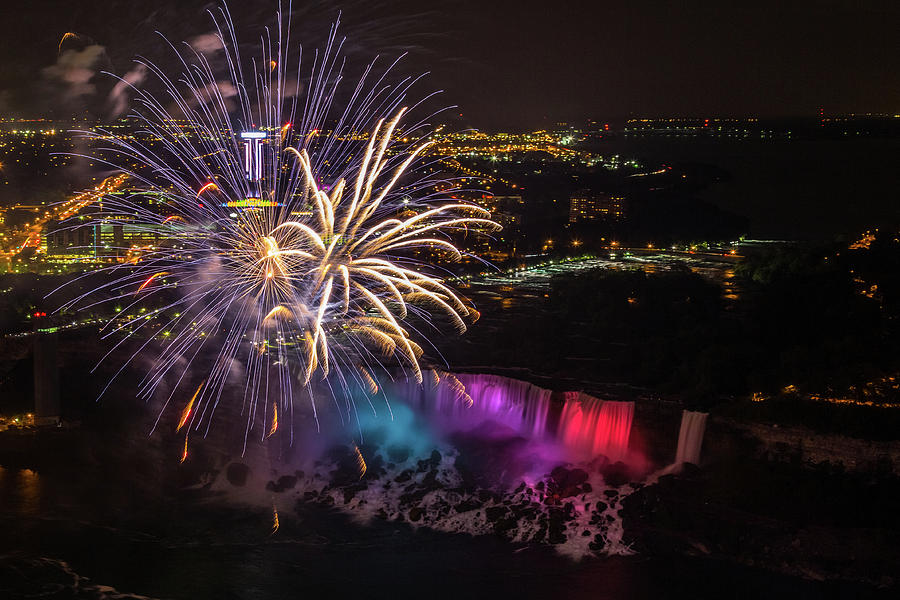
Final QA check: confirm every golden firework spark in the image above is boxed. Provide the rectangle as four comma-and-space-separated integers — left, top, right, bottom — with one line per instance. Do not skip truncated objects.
176, 382, 204, 432
354, 444, 367, 479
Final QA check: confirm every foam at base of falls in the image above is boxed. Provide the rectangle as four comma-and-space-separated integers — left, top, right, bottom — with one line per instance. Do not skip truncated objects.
227, 442, 641, 560
208, 372, 648, 559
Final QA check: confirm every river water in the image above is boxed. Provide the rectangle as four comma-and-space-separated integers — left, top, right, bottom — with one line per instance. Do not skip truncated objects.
0, 254, 890, 599
1, 460, 885, 600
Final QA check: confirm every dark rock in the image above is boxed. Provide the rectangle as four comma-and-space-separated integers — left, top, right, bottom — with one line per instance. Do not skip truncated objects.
478, 490, 501, 503
394, 470, 413, 483
679, 462, 703, 479
429, 449, 442, 467
518, 507, 538, 520
386, 445, 411, 463
589, 533, 608, 553
226, 462, 250, 487
551, 466, 589, 487
342, 482, 367, 504
485, 506, 509, 522
604, 489, 619, 499
532, 520, 548, 543
399, 482, 438, 506
601, 461, 631, 487
494, 517, 518, 535
547, 508, 567, 544
422, 469, 439, 488
454, 499, 483, 513
408, 507, 423, 522
277, 475, 297, 490
548, 466, 591, 500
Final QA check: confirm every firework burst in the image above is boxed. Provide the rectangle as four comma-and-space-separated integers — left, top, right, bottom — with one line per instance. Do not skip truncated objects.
56, 5, 497, 451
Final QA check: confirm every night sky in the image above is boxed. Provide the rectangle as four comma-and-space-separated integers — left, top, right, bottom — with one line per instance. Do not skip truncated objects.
1, 0, 898, 129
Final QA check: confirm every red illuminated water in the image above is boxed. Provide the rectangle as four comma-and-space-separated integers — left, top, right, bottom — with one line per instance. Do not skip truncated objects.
388, 372, 638, 464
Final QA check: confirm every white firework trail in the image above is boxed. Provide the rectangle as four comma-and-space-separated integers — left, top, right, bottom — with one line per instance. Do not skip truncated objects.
53, 3, 498, 452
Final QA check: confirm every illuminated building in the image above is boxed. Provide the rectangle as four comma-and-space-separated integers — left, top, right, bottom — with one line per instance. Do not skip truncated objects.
568, 190, 627, 223
43, 190, 169, 259
241, 130, 265, 183
230, 130, 279, 209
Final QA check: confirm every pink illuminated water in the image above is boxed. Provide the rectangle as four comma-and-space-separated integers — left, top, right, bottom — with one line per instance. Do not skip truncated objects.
390, 373, 552, 436
389, 372, 635, 461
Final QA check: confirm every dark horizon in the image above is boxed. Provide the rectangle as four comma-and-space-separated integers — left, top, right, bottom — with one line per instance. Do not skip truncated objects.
1, 0, 897, 130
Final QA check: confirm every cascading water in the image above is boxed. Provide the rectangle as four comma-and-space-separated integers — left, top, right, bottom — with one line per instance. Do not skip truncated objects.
454, 373, 553, 439
386, 371, 554, 439
674, 410, 708, 466
383, 372, 634, 462
221, 372, 648, 559
557, 393, 635, 461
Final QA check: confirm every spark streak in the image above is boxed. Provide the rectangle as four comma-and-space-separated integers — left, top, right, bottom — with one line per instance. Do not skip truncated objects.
268, 402, 278, 437
58, 32, 78, 54
180, 433, 189, 463
272, 503, 280, 534
60, 8, 496, 451
135, 272, 168, 294
177, 382, 204, 432
196, 182, 219, 196
354, 445, 367, 479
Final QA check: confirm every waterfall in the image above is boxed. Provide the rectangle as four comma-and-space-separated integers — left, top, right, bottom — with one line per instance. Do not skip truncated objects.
674, 410, 708, 466
557, 392, 634, 461
391, 371, 553, 439
382, 372, 636, 461
456, 374, 552, 439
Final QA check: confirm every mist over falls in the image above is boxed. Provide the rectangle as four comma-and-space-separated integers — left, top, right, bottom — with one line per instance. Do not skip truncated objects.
196, 371, 696, 558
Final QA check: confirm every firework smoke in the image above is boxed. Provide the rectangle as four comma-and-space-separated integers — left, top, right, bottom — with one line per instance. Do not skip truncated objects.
57, 3, 496, 453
